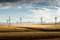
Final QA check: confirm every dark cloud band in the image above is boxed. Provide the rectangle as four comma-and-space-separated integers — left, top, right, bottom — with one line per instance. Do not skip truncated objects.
0, 0, 23, 2
0, 0, 60, 9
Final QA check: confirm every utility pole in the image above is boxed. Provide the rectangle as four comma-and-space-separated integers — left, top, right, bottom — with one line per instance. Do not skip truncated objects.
40, 17, 42, 24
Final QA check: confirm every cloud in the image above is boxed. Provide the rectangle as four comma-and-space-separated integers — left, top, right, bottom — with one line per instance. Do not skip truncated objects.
0, 3, 12, 9
29, 10, 36, 12
0, 6, 12, 9
33, 0, 60, 6
17, 6, 22, 8
28, 6, 60, 23
0, 0, 60, 23
0, 0, 60, 9
0, 0, 23, 2
28, 7, 60, 23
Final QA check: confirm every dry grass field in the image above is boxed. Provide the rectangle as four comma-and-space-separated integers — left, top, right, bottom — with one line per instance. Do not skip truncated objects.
0, 24, 60, 31
0, 24, 60, 40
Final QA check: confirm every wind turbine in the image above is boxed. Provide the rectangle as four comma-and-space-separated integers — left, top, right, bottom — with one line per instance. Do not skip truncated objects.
54, 17, 57, 28
20, 17, 22, 24
7, 16, 11, 27
7, 19, 8, 24
40, 17, 43, 24
8, 16, 10, 24
55, 17, 57, 25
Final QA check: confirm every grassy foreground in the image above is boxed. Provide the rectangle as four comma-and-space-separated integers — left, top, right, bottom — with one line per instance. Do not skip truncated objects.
0, 24, 60, 40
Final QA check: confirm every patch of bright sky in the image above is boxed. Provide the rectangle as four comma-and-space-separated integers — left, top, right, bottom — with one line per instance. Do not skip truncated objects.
0, 7, 33, 22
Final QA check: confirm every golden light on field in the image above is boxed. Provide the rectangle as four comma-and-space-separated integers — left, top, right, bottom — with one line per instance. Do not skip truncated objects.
0, 24, 60, 31
0, 24, 60, 40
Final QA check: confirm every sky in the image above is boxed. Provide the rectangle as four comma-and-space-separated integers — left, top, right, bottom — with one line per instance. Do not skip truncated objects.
0, 0, 60, 23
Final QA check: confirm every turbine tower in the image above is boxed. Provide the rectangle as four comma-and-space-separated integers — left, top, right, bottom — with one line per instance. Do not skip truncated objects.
55, 17, 57, 25
54, 17, 57, 28
40, 17, 42, 24
7, 19, 8, 24
8, 16, 11, 24
20, 17, 22, 24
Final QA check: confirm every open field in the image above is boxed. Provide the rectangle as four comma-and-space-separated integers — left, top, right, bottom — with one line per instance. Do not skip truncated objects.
0, 24, 60, 31
0, 32, 60, 40
0, 24, 60, 40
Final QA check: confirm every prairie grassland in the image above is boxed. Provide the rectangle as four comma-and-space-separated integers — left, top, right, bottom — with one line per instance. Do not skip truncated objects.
0, 24, 60, 40
0, 24, 60, 31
